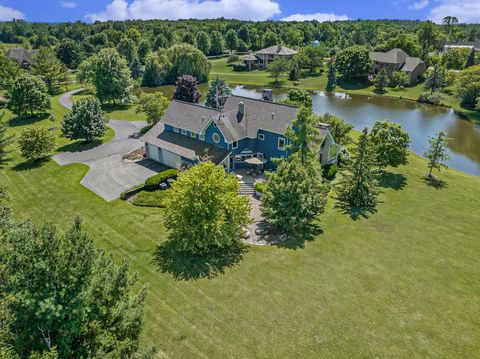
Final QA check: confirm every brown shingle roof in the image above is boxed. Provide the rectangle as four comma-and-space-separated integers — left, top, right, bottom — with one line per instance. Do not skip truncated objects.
370, 48, 408, 64
401, 57, 425, 72
6, 48, 39, 65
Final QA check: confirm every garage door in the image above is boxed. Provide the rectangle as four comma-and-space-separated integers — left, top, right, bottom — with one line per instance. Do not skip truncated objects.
147, 144, 160, 162
160, 148, 181, 168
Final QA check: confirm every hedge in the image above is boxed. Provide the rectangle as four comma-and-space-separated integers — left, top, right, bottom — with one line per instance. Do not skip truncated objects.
144, 169, 177, 191
132, 189, 169, 207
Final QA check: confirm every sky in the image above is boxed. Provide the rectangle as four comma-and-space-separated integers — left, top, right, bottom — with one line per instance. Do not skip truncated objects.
0, 0, 479, 24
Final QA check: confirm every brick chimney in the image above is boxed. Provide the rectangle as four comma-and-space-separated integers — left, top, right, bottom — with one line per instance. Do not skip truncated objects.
262, 89, 273, 102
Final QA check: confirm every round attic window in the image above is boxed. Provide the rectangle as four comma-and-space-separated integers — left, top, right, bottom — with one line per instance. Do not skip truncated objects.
212, 133, 220, 143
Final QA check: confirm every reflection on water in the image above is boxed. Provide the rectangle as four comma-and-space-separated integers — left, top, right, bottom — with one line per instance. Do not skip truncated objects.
139, 84, 480, 176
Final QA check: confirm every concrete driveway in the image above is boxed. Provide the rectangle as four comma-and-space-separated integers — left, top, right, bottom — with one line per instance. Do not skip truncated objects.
53, 119, 164, 202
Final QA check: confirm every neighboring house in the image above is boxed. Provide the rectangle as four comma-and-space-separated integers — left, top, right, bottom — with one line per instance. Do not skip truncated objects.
443, 41, 480, 52
141, 91, 339, 172
369, 48, 426, 85
6, 48, 39, 68
242, 45, 298, 70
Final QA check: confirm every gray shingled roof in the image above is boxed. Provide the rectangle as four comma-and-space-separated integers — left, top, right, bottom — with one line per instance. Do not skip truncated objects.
161, 100, 221, 133
242, 53, 258, 61
370, 48, 408, 64
445, 41, 480, 49
255, 45, 298, 56
141, 122, 231, 164
6, 48, 39, 65
401, 57, 425, 72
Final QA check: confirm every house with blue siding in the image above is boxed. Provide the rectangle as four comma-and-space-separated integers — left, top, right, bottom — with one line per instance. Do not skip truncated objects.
141, 91, 339, 172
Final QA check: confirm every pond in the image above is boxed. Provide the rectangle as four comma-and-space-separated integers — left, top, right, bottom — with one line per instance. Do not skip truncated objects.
232, 86, 480, 177
140, 84, 480, 176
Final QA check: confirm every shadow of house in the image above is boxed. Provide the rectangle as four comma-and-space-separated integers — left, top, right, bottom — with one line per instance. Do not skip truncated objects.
153, 240, 247, 281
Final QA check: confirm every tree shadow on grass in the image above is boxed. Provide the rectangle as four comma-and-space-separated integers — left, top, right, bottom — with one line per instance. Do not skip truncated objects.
57, 139, 104, 153
152, 240, 248, 281
275, 222, 323, 250
335, 200, 377, 221
422, 175, 447, 190
8, 113, 50, 127
379, 171, 407, 191
12, 158, 50, 172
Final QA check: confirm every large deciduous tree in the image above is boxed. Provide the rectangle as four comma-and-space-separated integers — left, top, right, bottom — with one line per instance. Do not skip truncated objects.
370, 121, 410, 170
31, 47, 68, 95
196, 31, 211, 55
210, 31, 225, 56
281, 89, 312, 108
0, 112, 14, 166
267, 58, 290, 83
336, 45, 372, 79
0, 53, 21, 92
318, 113, 353, 146
62, 97, 106, 142
56, 38, 83, 69
165, 44, 210, 83
205, 77, 232, 109
456, 65, 480, 109
225, 29, 239, 54
7, 73, 51, 117
0, 214, 152, 358
337, 128, 378, 209
261, 159, 328, 232
424, 131, 450, 178
136, 92, 170, 125
18, 126, 55, 162
78, 48, 132, 104
141, 52, 170, 87
298, 45, 325, 74
164, 162, 251, 254
117, 37, 138, 65
172, 75, 201, 103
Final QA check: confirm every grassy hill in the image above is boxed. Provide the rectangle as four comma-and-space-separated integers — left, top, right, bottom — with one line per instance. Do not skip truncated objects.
0, 95, 479, 358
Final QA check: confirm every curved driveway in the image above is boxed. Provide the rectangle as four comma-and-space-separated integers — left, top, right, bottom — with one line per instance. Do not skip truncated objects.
53, 90, 164, 201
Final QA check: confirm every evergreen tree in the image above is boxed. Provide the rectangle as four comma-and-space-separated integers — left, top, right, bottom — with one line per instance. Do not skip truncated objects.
0, 112, 14, 166
172, 75, 201, 103
337, 128, 378, 209
62, 97, 106, 142
374, 67, 389, 93
289, 61, 300, 81
205, 77, 232, 109
31, 47, 67, 95
465, 48, 475, 69
425, 63, 445, 94
326, 62, 337, 92
137, 39, 151, 63
210, 31, 225, 55
370, 121, 410, 170
424, 131, 450, 177
0, 214, 152, 358
261, 159, 328, 232
7, 73, 51, 117
129, 55, 143, 80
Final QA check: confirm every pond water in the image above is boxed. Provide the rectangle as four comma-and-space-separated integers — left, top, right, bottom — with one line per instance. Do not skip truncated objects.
140, 84, 480, 176
231, 86, 480, 177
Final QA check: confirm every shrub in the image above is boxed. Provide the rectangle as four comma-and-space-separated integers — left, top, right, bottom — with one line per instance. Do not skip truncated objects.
227, 54, 240, 63
132, 190, 169, 207
144, 169, 177, 191
254, 181, 266, 193
417, 92, 443, 105
232, 63, 247, 71
120, 183, 144, 200
322, 164, 338, 180
140, 124, 153, 134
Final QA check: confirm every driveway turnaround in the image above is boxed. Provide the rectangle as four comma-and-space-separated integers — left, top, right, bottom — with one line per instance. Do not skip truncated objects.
53, 120, 165, 201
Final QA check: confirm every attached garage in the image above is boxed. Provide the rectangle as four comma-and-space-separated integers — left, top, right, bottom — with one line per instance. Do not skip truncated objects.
146, 144, 160, 162
159, 148, 181, 168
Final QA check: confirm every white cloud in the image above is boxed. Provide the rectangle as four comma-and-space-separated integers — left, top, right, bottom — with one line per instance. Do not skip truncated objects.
86, 0, 281, 22
281, 12, 349, 22
0, 5, 25, 21
409, 0, 429, 10
60, 1, 77, 9
429, 0, 480, 23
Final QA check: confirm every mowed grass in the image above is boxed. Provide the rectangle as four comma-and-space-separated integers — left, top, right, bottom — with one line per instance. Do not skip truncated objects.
1, 94, 480, 357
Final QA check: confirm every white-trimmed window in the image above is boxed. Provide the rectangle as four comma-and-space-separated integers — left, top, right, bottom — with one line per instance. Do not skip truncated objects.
199, 134, 205, 141
173, 126, 178, 133
181, 128, 187, 135
258, 133, 265, 140
232, 141, 238, 149
278, 137, 286, 150
190, 131, 196, 138
212, 133, 220, 143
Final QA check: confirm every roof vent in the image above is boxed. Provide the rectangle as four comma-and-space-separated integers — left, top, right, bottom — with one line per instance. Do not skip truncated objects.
271, 112, 275, 121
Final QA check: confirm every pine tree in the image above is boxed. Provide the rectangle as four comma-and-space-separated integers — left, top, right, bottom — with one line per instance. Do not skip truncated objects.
337, 128, 378, 209
129, 56, 143, 80
326, 62, 337, 92
289, 61, 300, 81
374, 67, 389, 93
0, 112, 14, 166
424, 131, 450, 178
205, 77, 232, 109
465, 48, 475, 69
425, 63, 445, 94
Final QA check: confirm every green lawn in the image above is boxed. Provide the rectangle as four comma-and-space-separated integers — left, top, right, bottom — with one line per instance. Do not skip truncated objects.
1, 95, 480, 357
